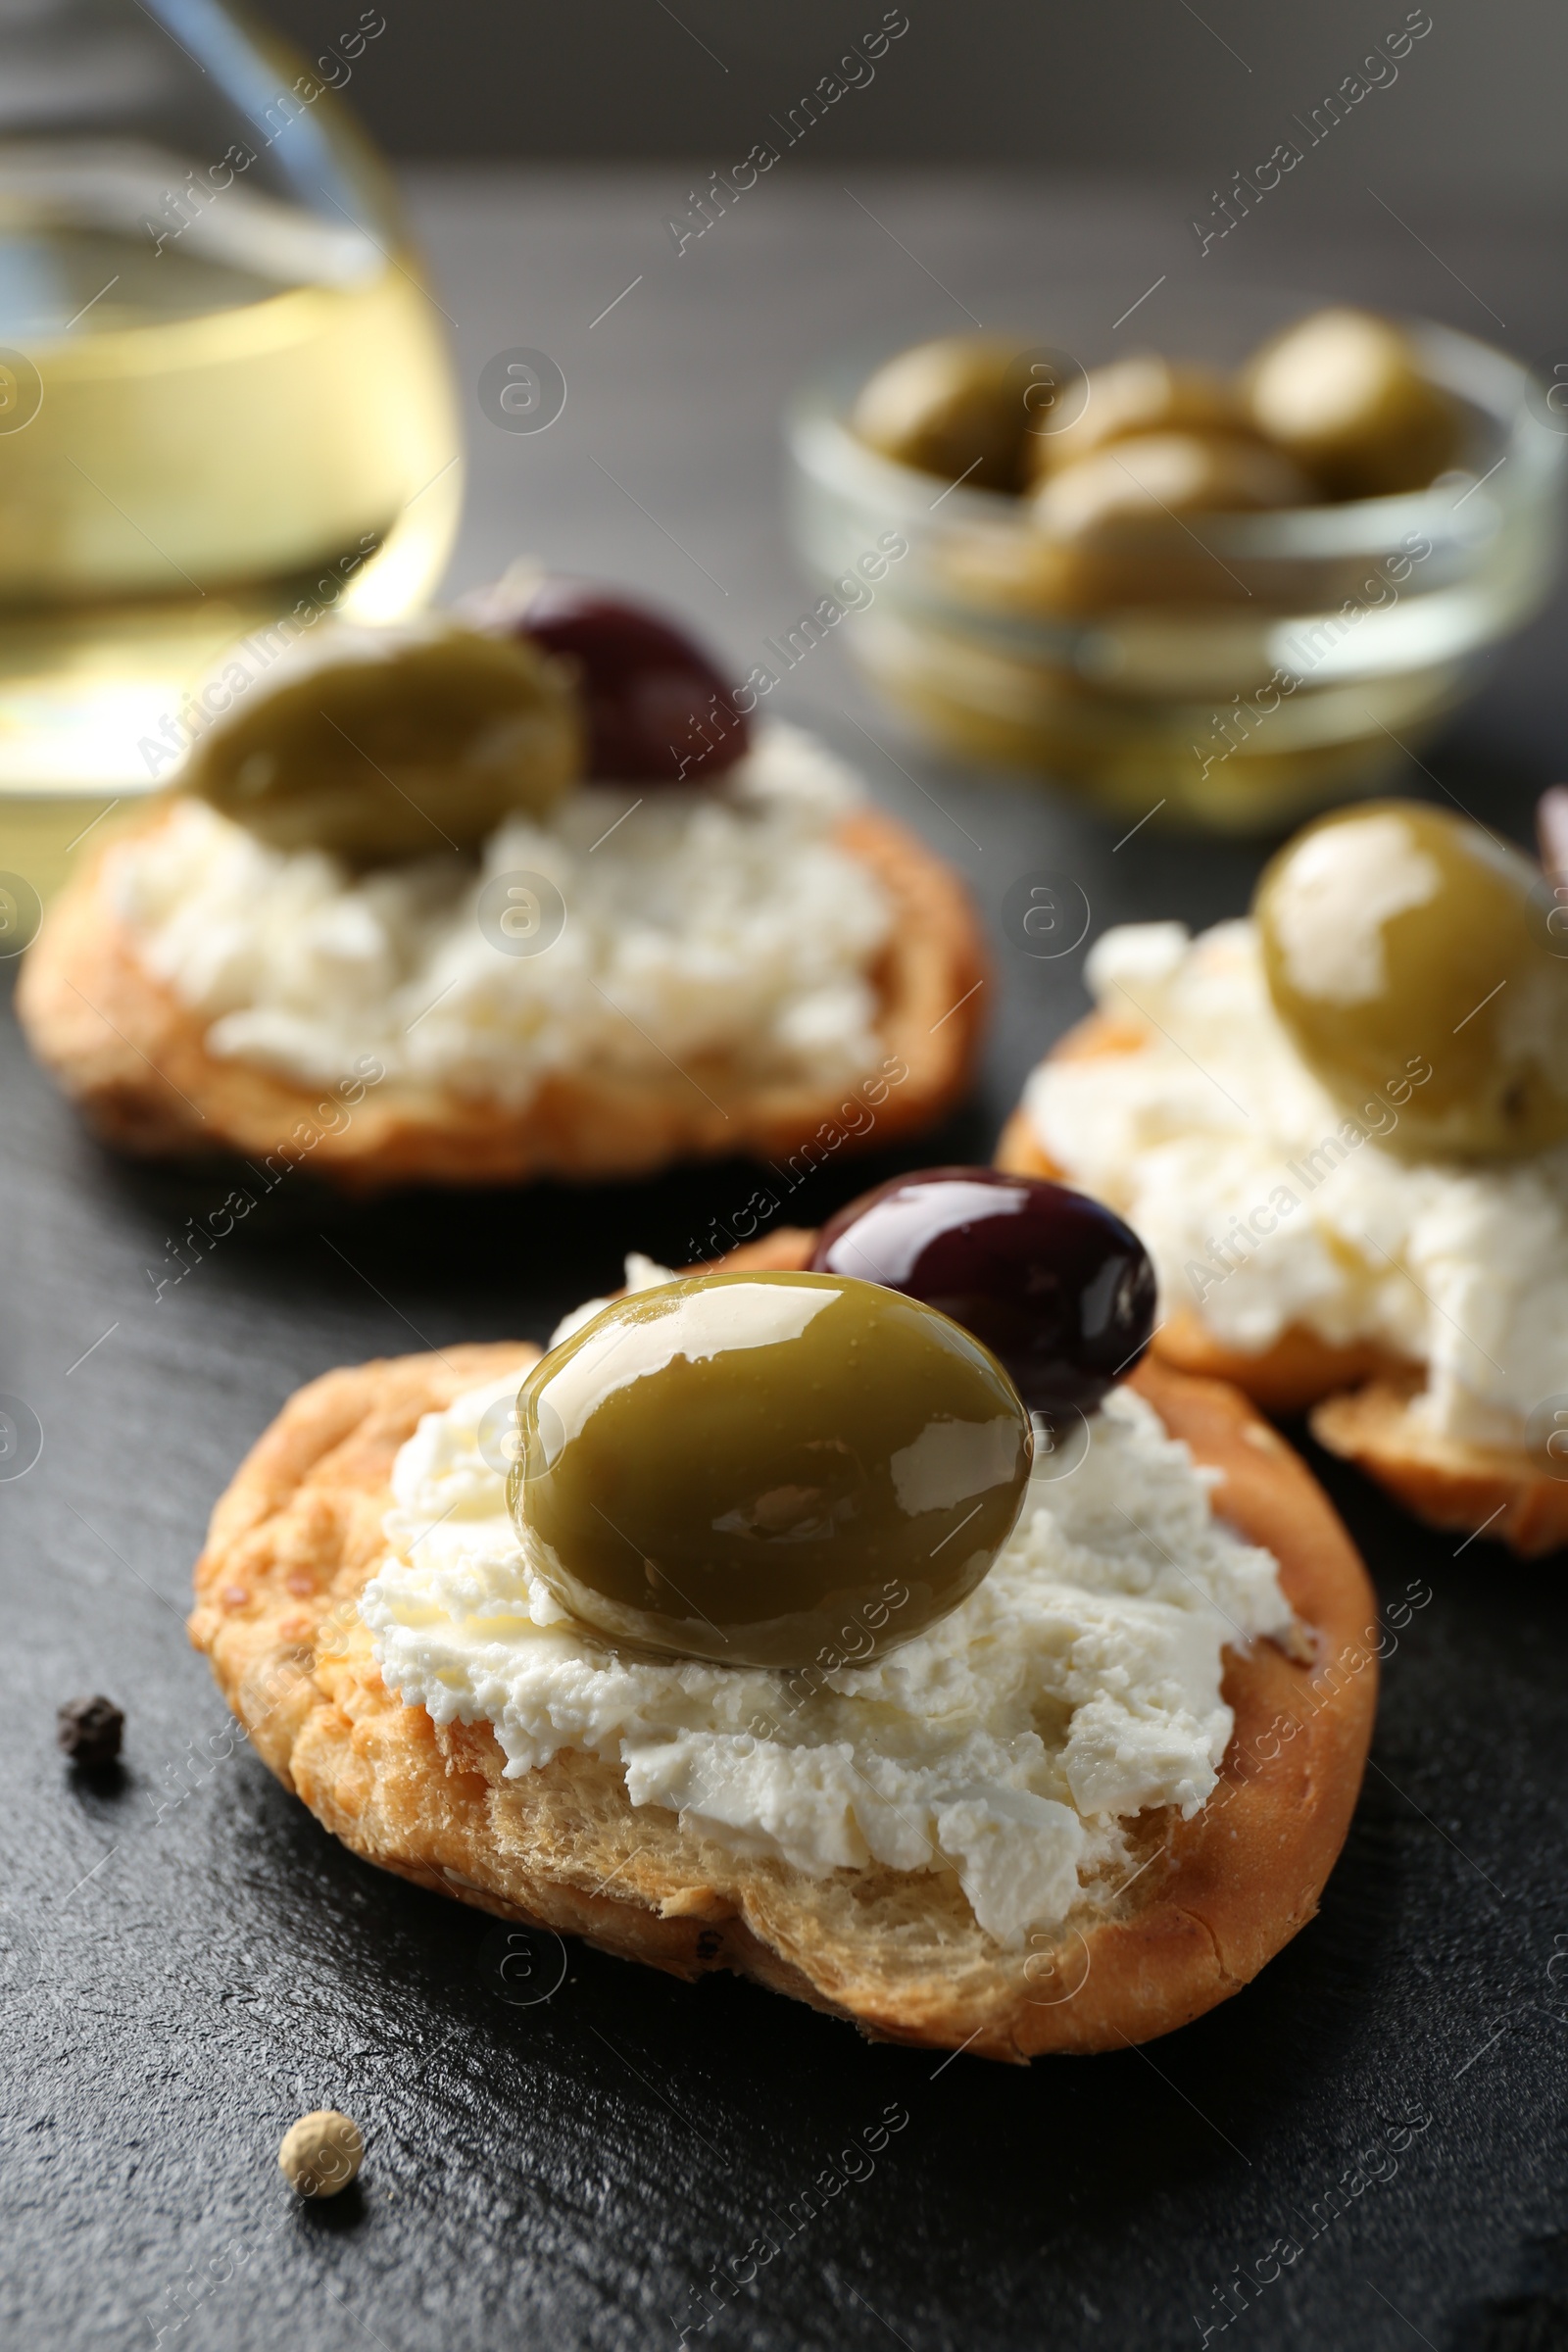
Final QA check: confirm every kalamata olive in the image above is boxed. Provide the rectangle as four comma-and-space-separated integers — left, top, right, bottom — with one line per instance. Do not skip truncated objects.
1024, 355, 1249, 482
510, 1271, 1031, 1668
181, 616, 581, 859
468, 574, 749, 783
809, 1167, 1156, 1413
1244, 308, 1461, 499
1256, 800, 1568, 1160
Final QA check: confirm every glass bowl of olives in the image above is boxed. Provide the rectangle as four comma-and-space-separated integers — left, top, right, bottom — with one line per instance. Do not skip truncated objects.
787, 289, 1566, 832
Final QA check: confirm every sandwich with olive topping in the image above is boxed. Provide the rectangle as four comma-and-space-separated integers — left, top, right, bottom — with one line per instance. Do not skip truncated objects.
190, 1172, 1374, 2058
1000, 798, 1568, 1553
18, 576, 984, 1190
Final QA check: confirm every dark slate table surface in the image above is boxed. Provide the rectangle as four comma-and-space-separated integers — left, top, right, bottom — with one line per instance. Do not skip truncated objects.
6, 169, 1568, 2352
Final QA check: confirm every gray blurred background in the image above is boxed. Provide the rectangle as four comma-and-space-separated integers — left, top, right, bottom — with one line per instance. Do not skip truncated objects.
264, 0, 1562, 202
250, 0, 1568, 885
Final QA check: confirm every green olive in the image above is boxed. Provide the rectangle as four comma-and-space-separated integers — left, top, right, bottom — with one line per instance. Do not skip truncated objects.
851, 337, 1043, 493
1024, 356, 1247, 482
1256, 801, 1568, 1160
509, 1270, 1033, 1669
1016, 430, 1315, 610
181, 616, 582, 860
1032, 430, 1315, 538
1245, 308, 1461, 500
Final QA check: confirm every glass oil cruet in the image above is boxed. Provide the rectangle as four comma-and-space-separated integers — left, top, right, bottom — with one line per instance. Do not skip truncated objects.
0, 0, 461, 900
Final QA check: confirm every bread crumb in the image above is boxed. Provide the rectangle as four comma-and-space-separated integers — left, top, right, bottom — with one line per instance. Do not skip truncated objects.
660, 1885, 728, 1920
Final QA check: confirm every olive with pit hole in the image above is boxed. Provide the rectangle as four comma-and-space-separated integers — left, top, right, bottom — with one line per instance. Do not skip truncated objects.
1245, 307, 1462, 500
1256, 800, 1568, 1160
1024, 355, 1248, 481
468, 574, 750, 782
510, 1271, 1032, 1668
181, 616, 581, 860
809, 1166, 1155, 1413
852, 336, 1044, 493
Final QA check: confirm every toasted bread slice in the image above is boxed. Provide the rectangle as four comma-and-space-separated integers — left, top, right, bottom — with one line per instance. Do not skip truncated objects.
18, 806, 985, 1193
1309, 1380, 1568, 1559
189, 1234, 1376, 2060
998, 1014, 1559, 1553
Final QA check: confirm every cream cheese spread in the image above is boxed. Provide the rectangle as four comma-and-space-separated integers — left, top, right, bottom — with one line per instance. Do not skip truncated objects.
1025, 917, 1568, 1447
358, 1260, 1292, 1948
109, 722, 892, 1102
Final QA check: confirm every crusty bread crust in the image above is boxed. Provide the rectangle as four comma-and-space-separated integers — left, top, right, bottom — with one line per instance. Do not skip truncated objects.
189, 1234, 1376, 2060
1310, 1381, 1568, 1559
17, 805, 986, 1193
998, 1015, 1568, 1553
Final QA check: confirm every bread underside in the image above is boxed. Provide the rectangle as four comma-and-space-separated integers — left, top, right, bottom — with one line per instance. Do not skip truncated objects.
189, 1229, 1376, 2060
18, 807, 985, 1193
997, 1023, 1568, 1558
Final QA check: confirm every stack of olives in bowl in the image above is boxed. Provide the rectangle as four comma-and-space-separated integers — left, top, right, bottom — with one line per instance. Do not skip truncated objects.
853, 309, 1459, 590
787, 296, 1564, 829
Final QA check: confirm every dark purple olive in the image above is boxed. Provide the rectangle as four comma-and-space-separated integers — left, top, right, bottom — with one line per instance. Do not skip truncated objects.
808, 1167, 1156, 1414
466, 574, 749, 784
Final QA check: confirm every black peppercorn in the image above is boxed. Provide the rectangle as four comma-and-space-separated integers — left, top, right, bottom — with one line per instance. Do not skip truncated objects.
57, 1695, 123, 1767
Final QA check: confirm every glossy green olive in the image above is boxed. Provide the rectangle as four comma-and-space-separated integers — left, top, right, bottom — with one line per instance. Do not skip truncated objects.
1024, 355, 1247, 482
1256, 801, 1568, 1160
1245, 308, 1461, 500
1031, 430, 1315, 539
851, 337, 1043, 493
181, 616, 582, 860
1014, 430, 1315, 611
509, 1271, 1033, 1668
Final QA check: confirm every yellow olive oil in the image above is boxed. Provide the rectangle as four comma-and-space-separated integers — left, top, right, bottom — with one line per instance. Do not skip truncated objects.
0, 162, 461, 900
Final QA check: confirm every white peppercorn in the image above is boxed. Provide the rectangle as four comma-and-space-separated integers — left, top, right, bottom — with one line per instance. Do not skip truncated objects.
277, 2109, 364, 2198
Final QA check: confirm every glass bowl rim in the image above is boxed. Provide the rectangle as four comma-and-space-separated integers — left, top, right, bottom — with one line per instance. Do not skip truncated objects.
787, 305, 1567, 563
